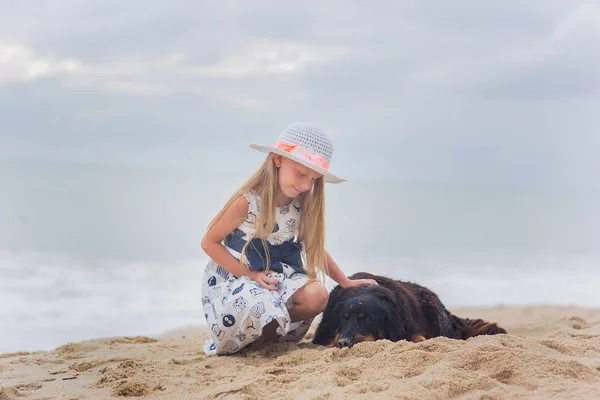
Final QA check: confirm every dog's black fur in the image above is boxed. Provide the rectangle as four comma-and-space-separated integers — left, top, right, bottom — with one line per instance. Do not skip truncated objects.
312, 272, 507, 348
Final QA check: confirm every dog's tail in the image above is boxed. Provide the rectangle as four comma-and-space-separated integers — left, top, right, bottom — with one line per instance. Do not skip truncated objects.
450, 314, 507, 339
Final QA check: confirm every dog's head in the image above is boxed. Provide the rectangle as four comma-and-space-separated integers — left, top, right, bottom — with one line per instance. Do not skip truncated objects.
313, 284, 406, 348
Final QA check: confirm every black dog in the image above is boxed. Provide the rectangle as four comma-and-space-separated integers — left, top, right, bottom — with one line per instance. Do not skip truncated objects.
312, 272, 507, 348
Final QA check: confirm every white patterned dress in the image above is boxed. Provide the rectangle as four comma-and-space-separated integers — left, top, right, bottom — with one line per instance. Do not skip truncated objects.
201, 190, 313, 355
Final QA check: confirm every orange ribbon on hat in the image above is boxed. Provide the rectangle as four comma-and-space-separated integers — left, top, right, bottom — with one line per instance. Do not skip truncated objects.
275, 140, 330, 171
275, 140, 299, 153
303, 153, 330, 170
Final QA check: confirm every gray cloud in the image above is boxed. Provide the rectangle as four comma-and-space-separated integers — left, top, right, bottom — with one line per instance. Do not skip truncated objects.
0, 1, 599, 189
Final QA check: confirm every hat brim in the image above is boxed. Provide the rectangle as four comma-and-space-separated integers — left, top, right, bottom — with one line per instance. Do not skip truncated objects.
249, 144, 346, 184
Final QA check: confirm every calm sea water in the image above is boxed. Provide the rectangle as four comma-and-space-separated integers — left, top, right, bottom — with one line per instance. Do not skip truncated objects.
1, 161, 599, 353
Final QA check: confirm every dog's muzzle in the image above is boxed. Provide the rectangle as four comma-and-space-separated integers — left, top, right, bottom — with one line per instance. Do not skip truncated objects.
336, 337, 354, 348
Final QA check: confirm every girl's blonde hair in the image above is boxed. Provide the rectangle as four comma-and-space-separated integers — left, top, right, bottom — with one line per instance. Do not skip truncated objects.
205, 153, 328, 281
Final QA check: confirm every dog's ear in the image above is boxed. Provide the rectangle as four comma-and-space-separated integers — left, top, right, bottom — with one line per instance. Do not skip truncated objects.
312, 287, 347, 346
382, 305, 406, 342
373, 289, 407, 342
312, 312, 337, 345
312, 321, 334, 345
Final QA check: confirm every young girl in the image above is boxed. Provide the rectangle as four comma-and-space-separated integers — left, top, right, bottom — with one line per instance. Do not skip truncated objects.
200, 122, 376, 355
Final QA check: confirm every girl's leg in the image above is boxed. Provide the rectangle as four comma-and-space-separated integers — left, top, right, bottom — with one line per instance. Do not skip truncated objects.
288, 281, 329, 322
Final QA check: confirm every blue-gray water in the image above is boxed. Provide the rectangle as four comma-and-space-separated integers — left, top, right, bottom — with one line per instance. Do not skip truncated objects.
1, 161, 599, 353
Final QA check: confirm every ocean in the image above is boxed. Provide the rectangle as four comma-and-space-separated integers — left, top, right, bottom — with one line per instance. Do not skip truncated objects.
1, 160, 598, 353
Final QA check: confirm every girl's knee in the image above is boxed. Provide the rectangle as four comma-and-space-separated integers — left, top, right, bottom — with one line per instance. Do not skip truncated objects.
312, 282, 329, 310
295, 281, 329, 312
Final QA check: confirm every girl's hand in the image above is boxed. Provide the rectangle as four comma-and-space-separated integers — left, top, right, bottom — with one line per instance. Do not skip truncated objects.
247, 270, 279, 291
343, 278, 378, 288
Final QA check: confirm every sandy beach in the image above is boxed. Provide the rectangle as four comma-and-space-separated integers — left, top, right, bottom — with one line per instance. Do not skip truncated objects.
1, 306, 600, 399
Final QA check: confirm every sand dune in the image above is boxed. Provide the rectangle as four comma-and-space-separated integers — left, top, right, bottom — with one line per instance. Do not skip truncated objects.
2, 306, 600, 399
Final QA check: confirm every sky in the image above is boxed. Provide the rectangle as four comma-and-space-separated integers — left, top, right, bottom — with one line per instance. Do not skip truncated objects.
0, 1, 599, 190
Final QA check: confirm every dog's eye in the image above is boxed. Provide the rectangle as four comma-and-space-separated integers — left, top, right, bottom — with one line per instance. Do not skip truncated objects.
358, 312, 366, 320
343, 312, 349, 320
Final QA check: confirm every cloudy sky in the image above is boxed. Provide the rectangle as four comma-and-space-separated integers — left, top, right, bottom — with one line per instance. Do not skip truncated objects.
1, 1, 599, 189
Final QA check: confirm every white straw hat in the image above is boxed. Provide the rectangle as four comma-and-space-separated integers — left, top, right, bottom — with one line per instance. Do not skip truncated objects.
249, 122, 345, 184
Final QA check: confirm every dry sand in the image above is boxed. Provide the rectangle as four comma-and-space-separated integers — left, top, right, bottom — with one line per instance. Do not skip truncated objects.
2, 306, 600, 399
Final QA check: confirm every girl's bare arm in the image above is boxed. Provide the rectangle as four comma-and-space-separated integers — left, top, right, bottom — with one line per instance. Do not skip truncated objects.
201, 195, 277, 289
201, 195, 251, 278
324, 250, 377, 287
